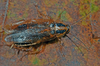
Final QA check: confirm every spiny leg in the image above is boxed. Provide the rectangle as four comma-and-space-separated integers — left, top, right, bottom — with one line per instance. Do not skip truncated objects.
57, 38, 65, 57
0, 0, 9, 43
57, 11, 64, 20
2, 0, 9, 31
0, 0, 9, 33
27, 44, 46, 54
18, 44, 46, 61
0, 29, 4, 33
17, 50, 20, 55
10, 44, 15, 49
34, 4, 51, 19
54, 11, 64, 22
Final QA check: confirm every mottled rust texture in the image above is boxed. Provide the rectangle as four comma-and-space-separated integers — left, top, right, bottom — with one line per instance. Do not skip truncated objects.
0, 0, 100, 66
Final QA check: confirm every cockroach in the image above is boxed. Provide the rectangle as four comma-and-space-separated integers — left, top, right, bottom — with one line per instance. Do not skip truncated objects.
1, 4, 70, 54
0, 4, 90, 60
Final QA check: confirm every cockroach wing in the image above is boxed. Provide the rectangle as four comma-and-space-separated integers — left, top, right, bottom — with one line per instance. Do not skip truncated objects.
4, 22, 55, 46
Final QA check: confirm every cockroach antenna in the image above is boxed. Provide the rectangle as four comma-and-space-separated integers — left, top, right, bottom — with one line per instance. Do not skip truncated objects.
65, 12, 91, 56
68, 33, 89, 51
66, 35, 84, 56
2, 0, 9, 30
70, 12, 91, 26
0, 0, 9, 33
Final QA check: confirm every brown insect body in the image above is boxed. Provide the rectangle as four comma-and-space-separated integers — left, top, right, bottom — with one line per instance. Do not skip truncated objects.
2, 4, 88, 58
0, 5, 71, 56
3, 18, 70, 47
1, 4, 90, 57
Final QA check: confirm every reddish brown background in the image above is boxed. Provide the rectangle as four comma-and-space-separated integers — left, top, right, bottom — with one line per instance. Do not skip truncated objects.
0, 0, 100, 66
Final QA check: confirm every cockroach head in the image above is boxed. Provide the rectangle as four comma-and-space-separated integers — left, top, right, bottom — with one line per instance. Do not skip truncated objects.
65, 24, 70, 34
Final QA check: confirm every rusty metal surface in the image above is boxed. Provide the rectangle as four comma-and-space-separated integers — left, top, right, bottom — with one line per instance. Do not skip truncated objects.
0, 0, 100, 66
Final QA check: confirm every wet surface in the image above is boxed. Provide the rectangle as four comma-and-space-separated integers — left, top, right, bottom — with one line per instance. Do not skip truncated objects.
0, 0, 100, 66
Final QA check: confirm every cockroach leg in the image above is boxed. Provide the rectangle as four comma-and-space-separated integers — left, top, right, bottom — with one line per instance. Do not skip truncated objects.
54, 11, 64, 22
34, 4, 51, 19
38, 44, 46, 53
3, 28, 14, 34
2, 0, 9, 31
58, 38, 61, 44
11, 19, 25, 26
10, 44, 14, 49
17, 50, 20, 55
57, 11, 64, 20
0, 27, 7, 33
18, 44, 46, 61
18, 49, 39, 61
58, 38, 64, 53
